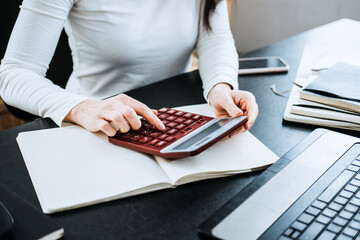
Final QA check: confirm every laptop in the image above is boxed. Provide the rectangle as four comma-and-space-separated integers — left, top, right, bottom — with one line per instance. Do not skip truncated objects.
199, 128, 360, 239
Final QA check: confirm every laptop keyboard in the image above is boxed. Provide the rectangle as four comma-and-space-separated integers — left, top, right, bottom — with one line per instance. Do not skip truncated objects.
280, 155, 360, 240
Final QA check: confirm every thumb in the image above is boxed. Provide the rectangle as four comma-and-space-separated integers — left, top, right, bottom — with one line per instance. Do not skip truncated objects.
222, 97, 243, 117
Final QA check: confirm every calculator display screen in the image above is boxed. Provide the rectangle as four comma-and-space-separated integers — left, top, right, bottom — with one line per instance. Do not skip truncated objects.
172, 118, 232, 150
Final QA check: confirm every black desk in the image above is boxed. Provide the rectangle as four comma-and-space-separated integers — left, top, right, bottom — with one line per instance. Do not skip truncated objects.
1, 19, 360, 240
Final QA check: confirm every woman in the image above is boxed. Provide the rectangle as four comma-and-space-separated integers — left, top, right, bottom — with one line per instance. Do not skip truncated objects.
0, 0, 258, 136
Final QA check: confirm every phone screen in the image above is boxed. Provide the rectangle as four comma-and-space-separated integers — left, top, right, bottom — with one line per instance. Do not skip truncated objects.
238, 57, 289, 74
239, 58, 287, 69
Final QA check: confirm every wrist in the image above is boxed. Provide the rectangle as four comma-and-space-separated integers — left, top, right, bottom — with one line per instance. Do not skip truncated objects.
64, 99, 89, 124
209, 83, 232, 104
64, 107, 78, 123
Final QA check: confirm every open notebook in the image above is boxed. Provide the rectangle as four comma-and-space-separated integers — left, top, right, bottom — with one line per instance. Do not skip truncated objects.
16, 104, 278, 214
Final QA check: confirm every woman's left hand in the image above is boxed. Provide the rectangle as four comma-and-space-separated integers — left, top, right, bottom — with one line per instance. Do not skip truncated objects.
208, 83, 259, 136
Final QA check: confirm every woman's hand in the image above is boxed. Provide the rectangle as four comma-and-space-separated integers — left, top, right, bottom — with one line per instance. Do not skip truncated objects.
64, 94, 165, 136
208, 83, 258, 136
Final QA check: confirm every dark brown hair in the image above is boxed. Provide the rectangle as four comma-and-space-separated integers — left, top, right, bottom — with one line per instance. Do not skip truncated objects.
203, 0, 221, 31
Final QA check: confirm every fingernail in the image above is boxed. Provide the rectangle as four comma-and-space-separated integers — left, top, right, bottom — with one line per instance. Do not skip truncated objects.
157, 122, 166, 130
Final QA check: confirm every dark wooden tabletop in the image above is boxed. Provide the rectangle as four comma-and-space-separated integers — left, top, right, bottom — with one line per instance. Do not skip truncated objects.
1, 19, 360, 240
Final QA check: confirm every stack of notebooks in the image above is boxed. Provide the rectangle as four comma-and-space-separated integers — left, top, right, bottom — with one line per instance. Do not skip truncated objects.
285, 61, 360, 131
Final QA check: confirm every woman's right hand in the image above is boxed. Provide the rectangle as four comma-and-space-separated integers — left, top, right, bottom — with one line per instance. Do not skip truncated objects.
64, 94, 165, 136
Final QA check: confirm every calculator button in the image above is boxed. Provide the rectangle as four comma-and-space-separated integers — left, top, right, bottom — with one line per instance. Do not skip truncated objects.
198, 119, 206, 124
167, 129, 178, 135
139, 129, 151, 135
166, 122, 178, 128
130, 134, 143, 141
166, 109, 176, 114
175, 117, 186, 123
183, 113, 193, 118
165, 136, 175, 142
149, 132, 161, 138
175, 111, 185, 116
176, 124, 186, 129
149, 139, 160, 145
161, 120, 170, 125
158, 108, 168, 113
166, 116, 176, 121
158, 114, 168, 119
148, 125, 157, 130
156, 141, 167, 147
143, 122, 152, 128
181, 128, 193, 133
139, 137, 152, 143
192, 115, 201, 120
122, 133, 133, 139
183, 119, 194, 125
158, 134, 169, 140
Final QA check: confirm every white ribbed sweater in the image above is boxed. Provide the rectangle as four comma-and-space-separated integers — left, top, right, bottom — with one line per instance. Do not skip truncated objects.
0, 0, 238, 126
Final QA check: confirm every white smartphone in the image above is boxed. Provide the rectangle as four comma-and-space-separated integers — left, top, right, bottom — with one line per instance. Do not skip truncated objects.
238, 56, 289, 75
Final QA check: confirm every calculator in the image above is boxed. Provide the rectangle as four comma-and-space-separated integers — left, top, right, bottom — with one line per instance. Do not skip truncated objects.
108, 108, 247, 160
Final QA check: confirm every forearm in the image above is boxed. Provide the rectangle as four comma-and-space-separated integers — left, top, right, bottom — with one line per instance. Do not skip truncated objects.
0, 0, 83, 125
196, 0, 239, 102
0, 63, 87, 126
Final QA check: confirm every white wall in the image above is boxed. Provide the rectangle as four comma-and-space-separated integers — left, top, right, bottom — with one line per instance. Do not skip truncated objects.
230, 0, 360, 54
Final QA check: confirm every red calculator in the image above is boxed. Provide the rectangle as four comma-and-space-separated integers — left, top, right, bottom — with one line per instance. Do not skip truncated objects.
108, 108, 247, 160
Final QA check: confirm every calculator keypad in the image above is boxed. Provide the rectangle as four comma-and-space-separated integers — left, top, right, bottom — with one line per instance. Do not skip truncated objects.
110, 108, 213, 150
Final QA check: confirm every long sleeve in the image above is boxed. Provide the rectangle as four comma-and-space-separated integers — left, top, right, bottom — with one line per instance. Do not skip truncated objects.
0, 0, 88, 126
196, 0, 239, 101
0, 0, 235, 126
